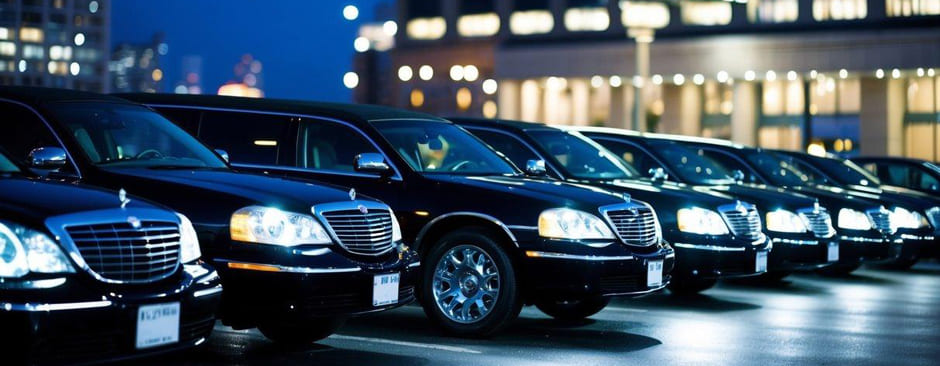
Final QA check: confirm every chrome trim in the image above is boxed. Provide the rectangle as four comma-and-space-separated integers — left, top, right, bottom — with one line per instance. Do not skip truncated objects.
312, 200, 397, 256
142, 103, 405, 181
526, 251, 636, 261
218, 259, 363, 274
293, 247, 333, 256
866, 207, 897, 235
665, 252, 676, 259
193, 286, 223, 298
415, 212, 519, 248
839, 235, 886, 243
2, 300, 113, 312
506, 225, 538, 231
900, 234, 935, 241
673, 243, 747, 252
0, 277, 67, 289
407, 261, 421, 268
601, 283, 669, 297
771, 238, 819, 246
598, 201, 662, 247
45, 207, 182, 285
0, 98, 84, 177
717, 202, 763, 241
233, 163, 393, 181
797, 206, 836, 239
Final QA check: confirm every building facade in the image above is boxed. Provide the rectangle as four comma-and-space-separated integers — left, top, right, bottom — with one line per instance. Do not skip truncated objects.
353, 0, 940, 161
109, 32, 165, 93
0, 0, 110, 92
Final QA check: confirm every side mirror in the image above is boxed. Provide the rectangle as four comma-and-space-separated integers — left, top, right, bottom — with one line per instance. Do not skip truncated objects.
525, 159, 547, 176
732, 170, 746, 183
27, 147, 67, 169
648, 167, 668, 181
355, 153, 391, 175
214, 149, 229, 163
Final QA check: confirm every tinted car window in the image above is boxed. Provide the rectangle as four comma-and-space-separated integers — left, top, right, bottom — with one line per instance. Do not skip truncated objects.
592, 138, 661, 176
373, 120, 517, 175
646, 140, 735, 185
297, 120, 380, 172
0, 102, 60, 164
0, 150, 20, 173
882, 163, 940, 191
699, 149, 754, 182
744, 152, 810, 186
803, 157, 879, 187
157, 107, 202, 134
199, 111, 289, 165
467, 129, 539, 170
527, 130, 633, 180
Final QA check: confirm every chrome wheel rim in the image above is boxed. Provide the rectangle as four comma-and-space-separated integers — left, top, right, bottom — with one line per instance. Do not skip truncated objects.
432, 245, 500, 324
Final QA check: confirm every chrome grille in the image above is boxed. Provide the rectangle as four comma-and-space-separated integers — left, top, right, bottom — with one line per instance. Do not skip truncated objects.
65, 221, 180, 283
798, 207, 836, 238
602, 205, 660, 247
867, 208, 896, 234
321, 208, 395, 256
719, 202, 763, 240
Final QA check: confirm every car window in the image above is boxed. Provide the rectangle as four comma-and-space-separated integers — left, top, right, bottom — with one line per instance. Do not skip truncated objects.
743, 151, 811, 186
373, 120, 518, 176
467, 129, 539, 170
804, 156, 879, 187
0, 102, 60, 164
199, 111, 289, 165
591, 138, 662, 177
0, 150, 20, 173
297, 120, 380, 173
698, 149, 755, 182
526, 130, 634, 180
882, 163, 940, 191
646, 140, 735, 185
777, 155, 830, 185
156, 107, 202, 135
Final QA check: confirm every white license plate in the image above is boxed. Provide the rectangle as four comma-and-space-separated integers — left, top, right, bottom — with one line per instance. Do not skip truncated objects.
647, 260, 664, 287
373, 273, 400, 307
755, 251, 769, 273
136, 302, 180, 350
827, 242, 840, 262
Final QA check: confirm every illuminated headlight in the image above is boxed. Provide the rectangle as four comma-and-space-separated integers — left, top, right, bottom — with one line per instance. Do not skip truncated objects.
176, 213, 202, 263
838, 208, 872, 231
0, 221, 74, 278
677, 207, 729, 235
765, 210, 808, 233
390, 210, 403, 242
538, 208, 615, 240
230, 206, 331, 246
892, 207, 929, 229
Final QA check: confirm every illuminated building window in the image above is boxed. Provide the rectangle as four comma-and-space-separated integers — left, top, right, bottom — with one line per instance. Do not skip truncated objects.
411, 89, 425, 108
813, 0, 867, 20
759, 78, 806, 151
456, 87, 473, 111
747, 0, 799, 23
620, 1, 670, 29
565, 8, 611, 32
0, 27, 12, 41
904, 75, 940, 160
887, 0, 940, 16
19, 27, 44, 43
0, 42, 15, 56
511, 0, 553, 35
407, 1, 446, 40
458, 0, 499, 37
23, 44, 44, 59
681, 1, 732, 26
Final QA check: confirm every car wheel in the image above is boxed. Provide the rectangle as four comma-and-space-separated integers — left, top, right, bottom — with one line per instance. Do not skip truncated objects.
258, 318, 346, 346
535, 295, 611, 321
421, 227, 521, 337
668, 276, 717, 295
816, 263, 862, 276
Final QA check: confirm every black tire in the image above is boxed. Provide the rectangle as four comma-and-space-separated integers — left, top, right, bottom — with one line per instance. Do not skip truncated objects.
668, 277, 717, 295
816, 263, 862, 276
258, 318, 346, 346
420, 227, 522, 338
535, 295, 611, 321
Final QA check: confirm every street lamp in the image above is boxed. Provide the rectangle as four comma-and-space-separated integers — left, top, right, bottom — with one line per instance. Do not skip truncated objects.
621, 1, 669, 132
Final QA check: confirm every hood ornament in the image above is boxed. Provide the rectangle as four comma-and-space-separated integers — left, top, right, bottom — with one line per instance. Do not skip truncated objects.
813, 199, 821, 213
735, 200, 747, 215
127, 216, 141, 230
358, 204, 369, 214
622, 193, 631, 203
349, 188, 357, 201
119, 188, 131, 209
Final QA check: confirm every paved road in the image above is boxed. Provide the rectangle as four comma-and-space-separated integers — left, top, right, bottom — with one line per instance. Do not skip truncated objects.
128, 263, 940, 366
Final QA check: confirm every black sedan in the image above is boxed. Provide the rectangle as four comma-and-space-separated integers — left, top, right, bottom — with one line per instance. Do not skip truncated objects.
120, 93, 676, 336
0, 86, 419, 345
0, 149, 221, 365
452, 118, 772, 293
851, 156, 940, 196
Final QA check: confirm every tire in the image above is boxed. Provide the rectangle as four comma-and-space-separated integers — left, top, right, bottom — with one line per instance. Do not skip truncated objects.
420, 227, 521, 338
535, 295, 611, 321
668, 277, 717, 295
258, 318, 346, 346
816, 263, 862, 276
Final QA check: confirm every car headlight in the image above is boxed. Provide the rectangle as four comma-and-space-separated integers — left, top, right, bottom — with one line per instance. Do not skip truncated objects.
677, 207, 729, 235
0, 221, 74, 278
765, 210, 808, 233
891, 207, 929, 229
538, 208, 615, 240
230, 206, 331, 246
838, 208, 872, 231
176, 213, 202, 263
390, 210, 403, 242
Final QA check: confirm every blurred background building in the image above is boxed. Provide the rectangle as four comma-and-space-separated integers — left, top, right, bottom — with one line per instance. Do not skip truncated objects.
217, 53, 264, 98
0, 0, 110, 92
349, 0, 940, 161
173, 55, 203, 95
109, 32, 166, 93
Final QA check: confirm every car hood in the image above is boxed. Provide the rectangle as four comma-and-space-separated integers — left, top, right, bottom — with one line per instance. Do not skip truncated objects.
702, 184, 817, 212
421, 174, 631, 212
595, 179, 738, 211
786, 184, 887, 212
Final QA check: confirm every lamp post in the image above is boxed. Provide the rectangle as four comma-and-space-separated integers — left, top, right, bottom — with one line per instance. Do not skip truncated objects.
628, 28, 654, 132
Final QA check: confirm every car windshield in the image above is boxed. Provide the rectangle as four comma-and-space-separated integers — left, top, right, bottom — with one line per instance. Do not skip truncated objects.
805, 155, 880, 187
746, 151, 810, 186
527, 130, 634, 180
373, 120, 519, 176
46, 102, 228, 170
0, 150, 21, 174
648, 140, 736, 185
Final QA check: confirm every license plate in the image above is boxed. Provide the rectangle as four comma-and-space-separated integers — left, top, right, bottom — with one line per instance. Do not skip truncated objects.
136, 302, 180, 349
373, 273, 400, 307
755, 251, 768, 273
827, 242, 840, 262
647, 260, 664, 287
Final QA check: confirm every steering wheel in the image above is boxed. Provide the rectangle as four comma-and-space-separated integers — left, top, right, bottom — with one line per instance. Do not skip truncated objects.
136, 149, 165, 160
448, 160, 478, 172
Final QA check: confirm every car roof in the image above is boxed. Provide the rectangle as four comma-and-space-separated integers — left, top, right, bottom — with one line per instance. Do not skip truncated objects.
0, 86, 131, 105
117, 93, 447, 124
568, 126, 748, 148
447, 117, 560, 132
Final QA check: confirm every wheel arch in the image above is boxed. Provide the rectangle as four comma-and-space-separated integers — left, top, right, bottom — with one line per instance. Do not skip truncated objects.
414, 212, 520, 258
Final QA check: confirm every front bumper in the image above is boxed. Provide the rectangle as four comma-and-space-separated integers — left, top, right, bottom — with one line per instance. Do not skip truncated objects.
836, 230, 899, 264
767, 233, 840, 271
0, 263, 221, 366
895, 228, 938, 262
667, 232, 773, 278
214, 243, 419, 329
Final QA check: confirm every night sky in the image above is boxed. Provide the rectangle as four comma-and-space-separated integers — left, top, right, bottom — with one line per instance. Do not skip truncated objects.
111, 1, 385, 101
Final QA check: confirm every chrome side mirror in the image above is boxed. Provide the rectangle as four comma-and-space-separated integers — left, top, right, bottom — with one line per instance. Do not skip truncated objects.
525, 159, 547, 176
732, 170, 746, 183
648, 167, 668, 181
214, 149, 229, 163
27, 147, 67, 169
355, 153, 391, 175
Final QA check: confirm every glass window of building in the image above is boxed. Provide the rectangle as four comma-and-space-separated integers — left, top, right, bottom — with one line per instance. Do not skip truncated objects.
18, 27, 44, 43
565, 0, 611, 32
620, 1, 670, 29
702, 81, 733, 139
511, 0, 554, 35
904, 75, 940, 161
887, 0, 940, 16
406, 1, 446, 40
805, 74, 861, 155
680, 1, 733, 26
813, 0, 867, 20
458, 0, 500, 37
759, 78, 805, 150
747, 0, 799, 23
